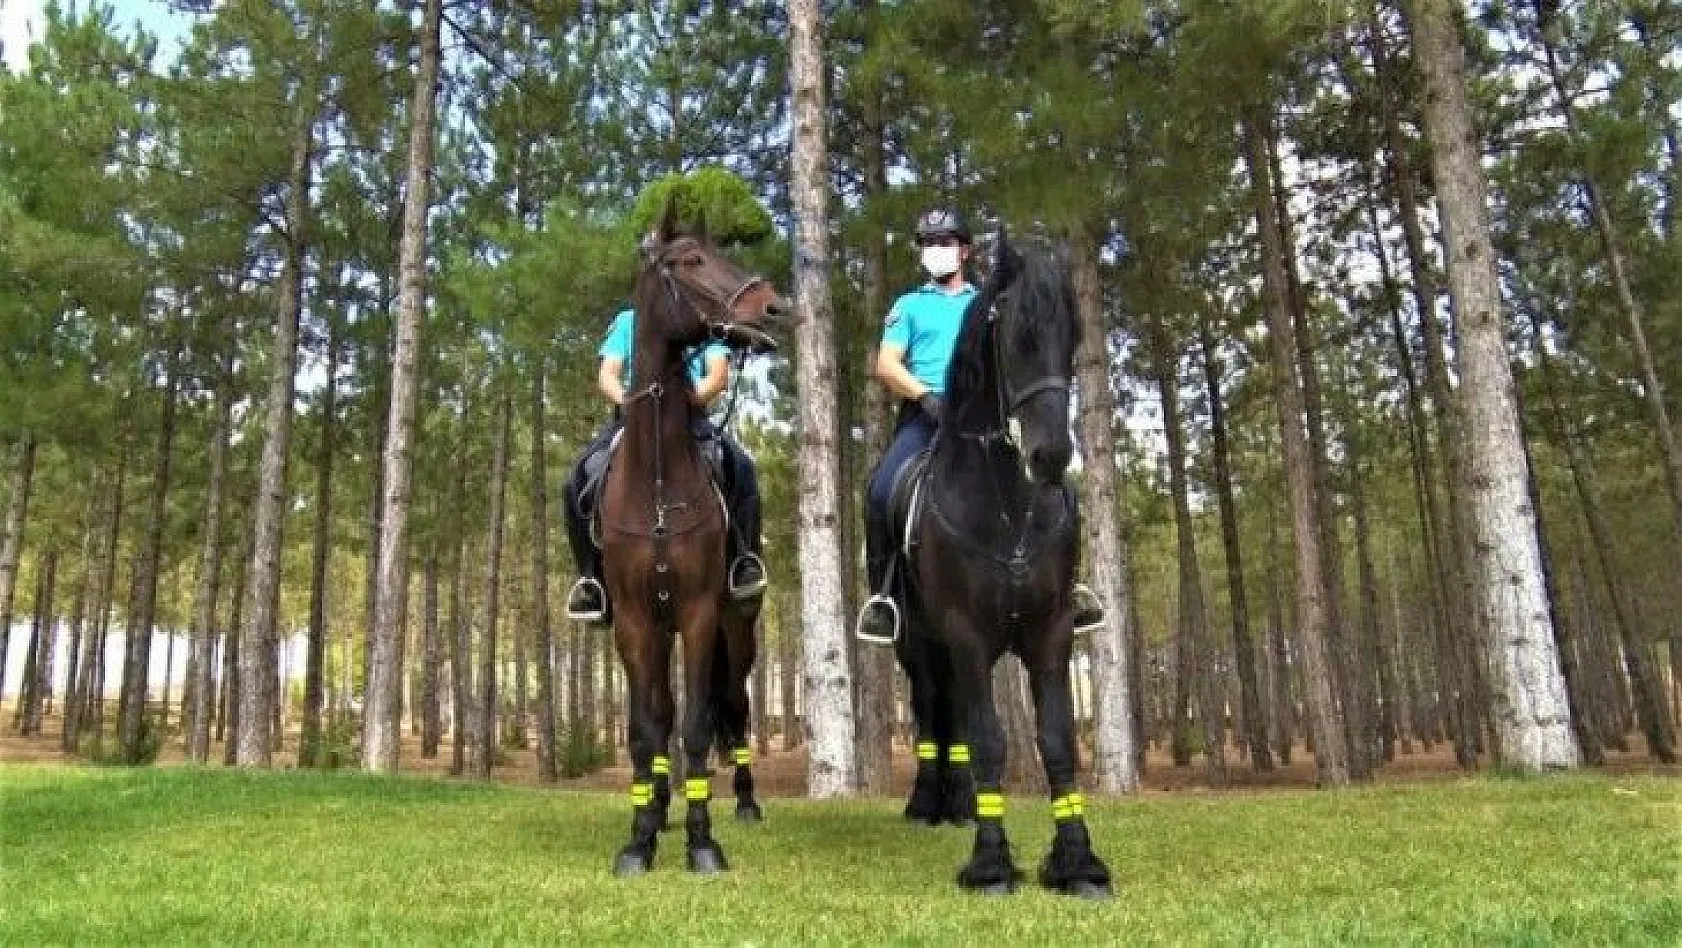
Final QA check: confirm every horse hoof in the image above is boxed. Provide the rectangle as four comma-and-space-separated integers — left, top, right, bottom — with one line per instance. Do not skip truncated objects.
1061, 880, 1113, 901
613, 848, 653, 878
971, 881, 1016, 897
686, 844, 729, 875
735, 803, 763, 823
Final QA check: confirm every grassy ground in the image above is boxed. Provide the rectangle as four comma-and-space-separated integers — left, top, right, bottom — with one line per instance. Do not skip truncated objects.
2, 766, 1677, 946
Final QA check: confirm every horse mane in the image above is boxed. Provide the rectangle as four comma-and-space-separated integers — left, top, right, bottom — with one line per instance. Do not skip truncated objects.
941, 243, 1079, 434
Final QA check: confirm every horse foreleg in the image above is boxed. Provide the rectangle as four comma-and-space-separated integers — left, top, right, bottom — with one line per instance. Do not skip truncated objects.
897, 626, 944, 825
679, 600, 728, 874
613, 623, 674, 877
1027, 635, 1113, 900
952, 643, 1022, 895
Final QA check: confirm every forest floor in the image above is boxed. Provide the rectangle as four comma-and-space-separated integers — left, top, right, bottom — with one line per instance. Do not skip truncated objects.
2, 763, 1677, 945
2, 706, 1678, 795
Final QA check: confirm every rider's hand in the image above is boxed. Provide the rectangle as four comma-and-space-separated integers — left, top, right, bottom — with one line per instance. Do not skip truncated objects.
918, 392, 944, 423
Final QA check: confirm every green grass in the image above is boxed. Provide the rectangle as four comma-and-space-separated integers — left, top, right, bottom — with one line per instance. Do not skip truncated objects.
2, 767, 1677, 946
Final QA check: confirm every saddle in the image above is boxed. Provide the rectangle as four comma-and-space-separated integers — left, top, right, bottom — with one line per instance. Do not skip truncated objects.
582, 427, 730, 547
886, 448, 934, 558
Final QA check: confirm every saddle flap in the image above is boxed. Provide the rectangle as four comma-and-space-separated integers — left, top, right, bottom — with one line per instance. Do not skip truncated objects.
888, 448, 934, 553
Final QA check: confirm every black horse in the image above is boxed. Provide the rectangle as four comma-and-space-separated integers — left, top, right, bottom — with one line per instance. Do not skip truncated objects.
891, 232, 1112, 898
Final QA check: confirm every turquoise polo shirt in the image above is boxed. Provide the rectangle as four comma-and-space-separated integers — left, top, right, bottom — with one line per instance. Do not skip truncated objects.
881, 282, 976, 395
599, 308, 730, 388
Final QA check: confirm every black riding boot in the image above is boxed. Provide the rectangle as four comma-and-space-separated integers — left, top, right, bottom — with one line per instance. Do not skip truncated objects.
854, 504, 900, 645
563, 463, 609, 625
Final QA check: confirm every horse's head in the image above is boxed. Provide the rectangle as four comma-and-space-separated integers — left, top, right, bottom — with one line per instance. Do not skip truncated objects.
983, 231, 1081, 486
640, 198, 790, 353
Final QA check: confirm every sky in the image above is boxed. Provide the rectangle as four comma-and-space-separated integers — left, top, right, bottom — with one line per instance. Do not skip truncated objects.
2, 0, 193, 73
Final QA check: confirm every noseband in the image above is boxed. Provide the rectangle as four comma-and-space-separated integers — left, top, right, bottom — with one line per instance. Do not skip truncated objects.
652, 243, 767, 344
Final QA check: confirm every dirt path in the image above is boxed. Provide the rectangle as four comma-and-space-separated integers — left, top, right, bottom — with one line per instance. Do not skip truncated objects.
4, 708, 1674, 795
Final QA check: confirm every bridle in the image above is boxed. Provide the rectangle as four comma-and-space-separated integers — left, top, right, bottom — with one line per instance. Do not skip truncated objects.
649, 239, 770, 350
975, 297, 1071, 447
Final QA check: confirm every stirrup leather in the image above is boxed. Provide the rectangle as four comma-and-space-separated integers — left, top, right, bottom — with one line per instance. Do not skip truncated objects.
854, 595, 901, 646
566, 576, 607, 623
728, 552, 767, 601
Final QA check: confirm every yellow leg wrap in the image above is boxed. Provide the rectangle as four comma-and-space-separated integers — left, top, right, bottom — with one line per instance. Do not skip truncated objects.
732, 747, 751, 766
976, 791, 1006, 819
1051, 792, 1086, 821
947, 743, 972, 765
651, 755, 671, 776
916, 741, 938, 762
630, 782, 653, 807
685, 776, 712, 802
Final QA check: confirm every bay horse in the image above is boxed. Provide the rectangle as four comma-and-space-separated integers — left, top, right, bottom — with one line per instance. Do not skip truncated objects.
892, 231, 1112, 898
604, 200, 786, 877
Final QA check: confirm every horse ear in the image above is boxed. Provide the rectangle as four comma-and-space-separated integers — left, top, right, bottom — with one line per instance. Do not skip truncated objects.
657, 194, 681, 243
988, 227, 1023, 291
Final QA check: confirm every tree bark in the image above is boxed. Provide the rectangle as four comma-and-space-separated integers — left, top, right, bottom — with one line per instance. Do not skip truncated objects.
475, 390, 512, 779
61, 491, 98, 750
527, 368, 559, 780
1068, 227, 1141, 793
19, 547, 58, 735
1198, 311, 1270, 771
420, 551, 442, 758
186, 367, 233, 762
1154, 338, 1227, 786
0, 434, 37, 708
449, 518, 471, 776
236, 105, 313, 768
299, 304, 340, 767
119, 347, 182, 763
789, 0, 858, 798
220, 540, 247, 763
1406, 0, 1578, 770
1244, 107, 1349, 785
364, 0, 443, 772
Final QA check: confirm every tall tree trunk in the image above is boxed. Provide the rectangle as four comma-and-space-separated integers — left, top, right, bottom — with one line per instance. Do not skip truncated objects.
1265, 506, 1294, 765
1267, 126, 1368, 780
364, 0, 442, 771
0, 434, 36, 697
77, 453, 124, 748
853, 43, 897, 792
420, 552, 442, 758
789, 0, 857, 798
1349, 454, 1389, 766
474, 390, 512, 779
1069, 226, 1141, 793
527, 368, 558, 780
1406, 0, 1578, 770
1199, 311, 1270, 771
1155, 340, 1227, 786
61, 491, 98, 750
299, 305, 340, 767
237, 107, 313, 768
1371, 5, 1482, 768
778, 595, 800, 750
119, 347, 182, 763
1244, 107, 1349, 785
19, 547, 58, 735
220, 540, 247, 763
186, 369, 233, 762
449, 523, 471, 776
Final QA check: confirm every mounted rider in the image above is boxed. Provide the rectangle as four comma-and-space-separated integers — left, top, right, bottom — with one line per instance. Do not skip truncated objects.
563, 302, 765, 624
854, 207, 1105, 644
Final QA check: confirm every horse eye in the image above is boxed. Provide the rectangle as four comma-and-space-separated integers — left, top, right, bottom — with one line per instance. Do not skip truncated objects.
684, 254, 705, 267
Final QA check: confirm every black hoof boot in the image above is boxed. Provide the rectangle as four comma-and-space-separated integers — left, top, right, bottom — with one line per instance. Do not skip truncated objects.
957, 822, 1022, 895
1039, 820, 1113, 900
735, 800, 763, 823
613, 842, 655, 877
941, 765, 977, 827
686, 840, 729, 875
904, 763, 943, 825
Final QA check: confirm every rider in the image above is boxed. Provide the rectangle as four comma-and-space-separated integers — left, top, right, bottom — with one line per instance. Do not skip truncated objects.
853, 207, 1105, 645
562, 303, 765, 623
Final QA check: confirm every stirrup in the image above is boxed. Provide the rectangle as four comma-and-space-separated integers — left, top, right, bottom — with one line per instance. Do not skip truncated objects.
566, 576, 607, 623
1072, 583, 1106, 634
728, 552, 767, 601
854, 595, 901, 646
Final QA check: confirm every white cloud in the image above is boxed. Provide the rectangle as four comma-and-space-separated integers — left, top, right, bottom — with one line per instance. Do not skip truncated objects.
1, 0, 42, 73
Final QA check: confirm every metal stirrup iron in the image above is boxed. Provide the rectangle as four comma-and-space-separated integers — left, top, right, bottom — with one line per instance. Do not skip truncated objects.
728, 552, 767, 600
566, 576, 607, 623
854, 594, 901, 646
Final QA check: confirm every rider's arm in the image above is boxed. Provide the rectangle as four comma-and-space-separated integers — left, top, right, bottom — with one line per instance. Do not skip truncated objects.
692, 352, 729, 407
598, 357, 627, 406
873, 343, 930, 402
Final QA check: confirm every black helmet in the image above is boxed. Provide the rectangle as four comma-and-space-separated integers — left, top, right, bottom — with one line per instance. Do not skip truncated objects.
915, 207, 971, 245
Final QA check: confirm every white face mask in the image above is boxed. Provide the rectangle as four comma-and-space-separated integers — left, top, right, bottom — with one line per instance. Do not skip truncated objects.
921, 245, 961, 279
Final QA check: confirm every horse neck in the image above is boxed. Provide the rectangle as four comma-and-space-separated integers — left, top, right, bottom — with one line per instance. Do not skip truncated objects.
941, 297, 1007, 439
619, 288, 700, 478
